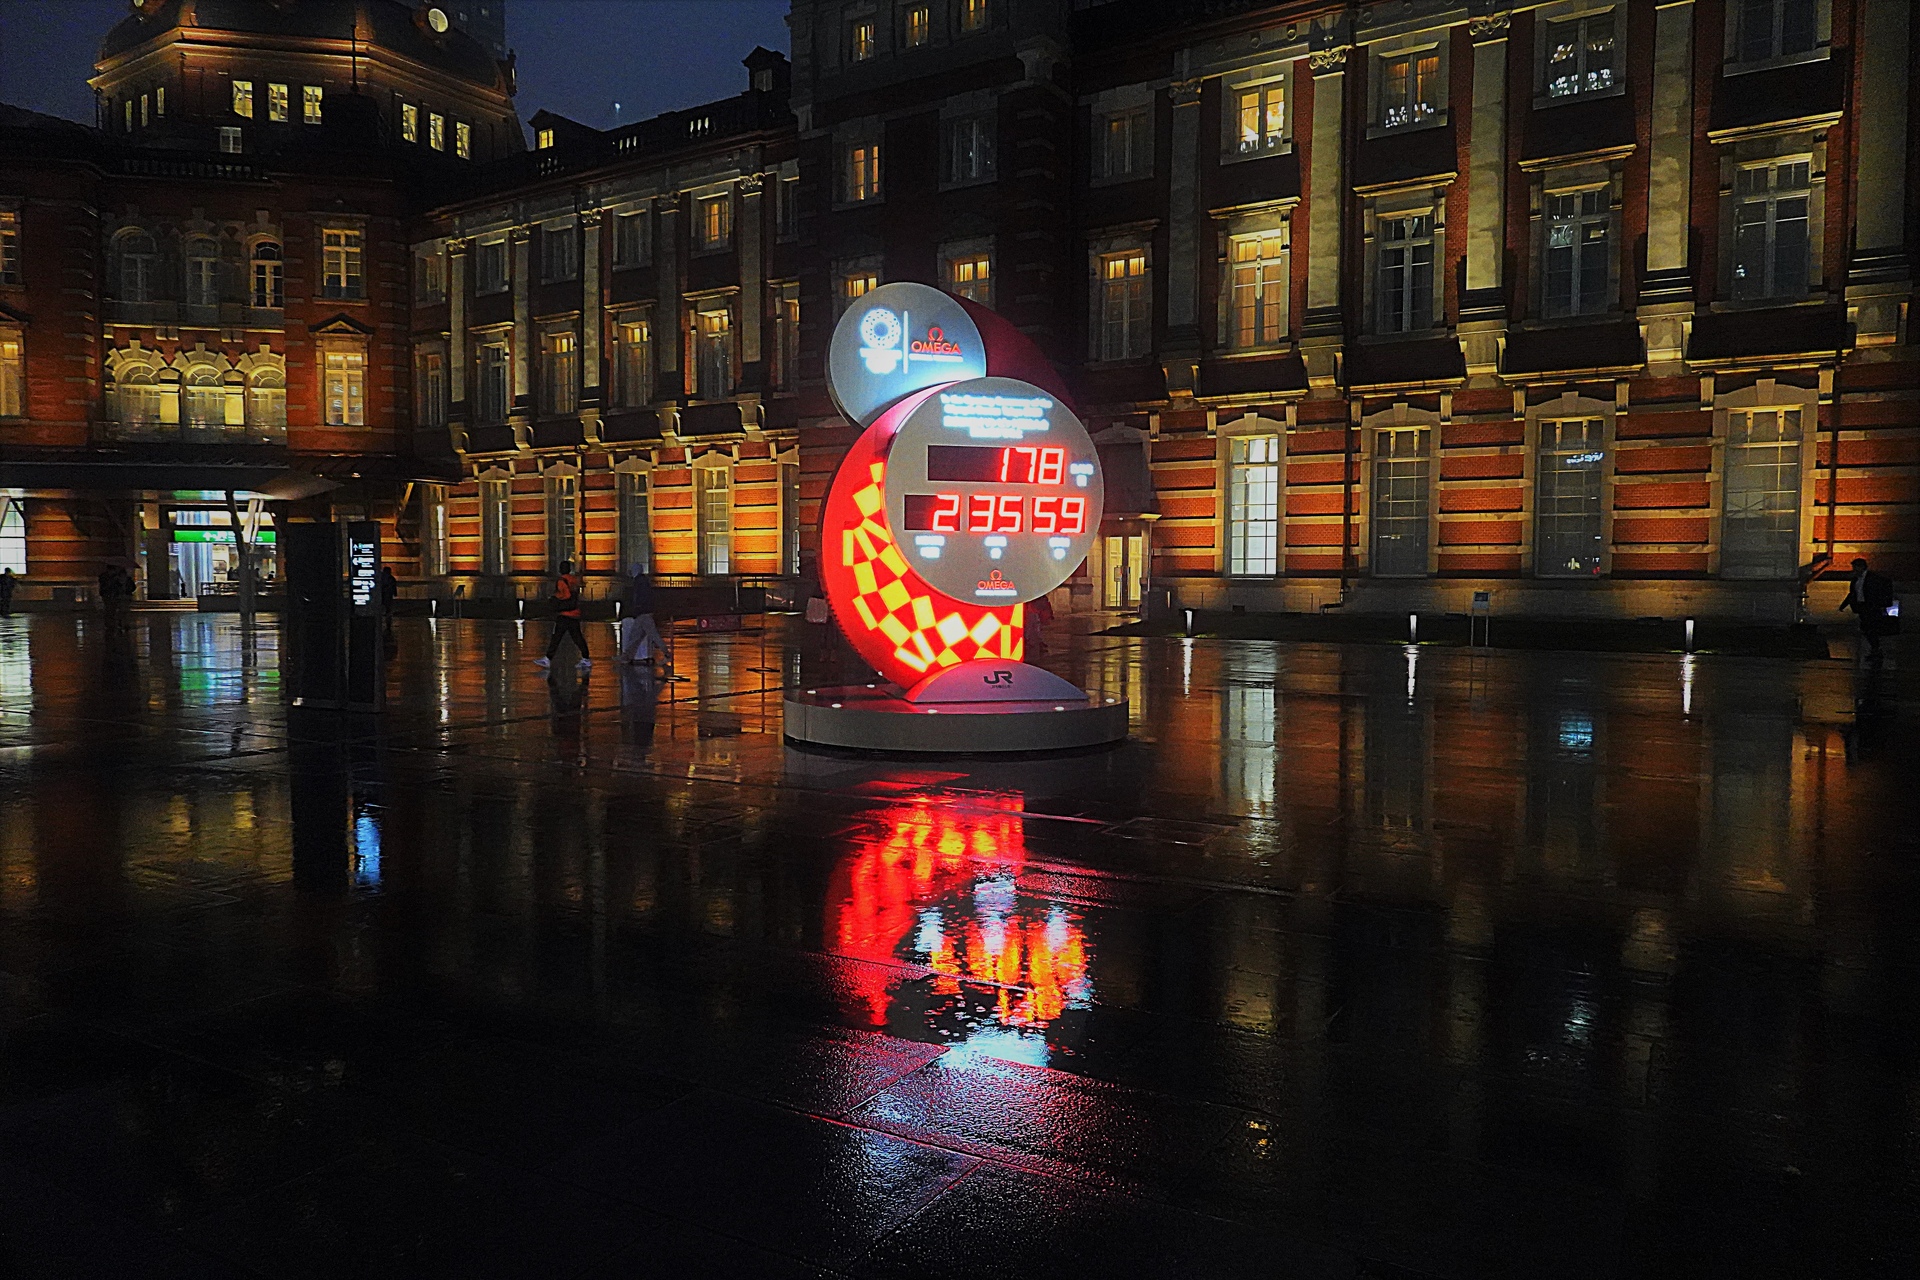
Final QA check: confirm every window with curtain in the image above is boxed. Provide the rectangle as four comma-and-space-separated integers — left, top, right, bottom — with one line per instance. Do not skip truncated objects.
1722, 407, 1803, 579
695, 306, 733, 401
618, 471, 651, 574
1544, 11, 1618, 98
1536, 418, 1606, 576
401, 103, 418, 143
1227, 435, 1281, 576
1234, 82, 1285, 155
302, 85, 323, 124
1372, 428, 1431, 577
946, 252, 991, 306
904, 5, 931, 48
0, 331, 21, 417
481, 477, 511, 576
1378, 49, 1441, 129
267, 83, 289, 122
323, 348, 366, 426
1229, 231, 1286, 348
541, 330, 578, 415
1099, 250, 1149, 360
697, 195, 731, 249
959, 0, 988, 33
844, 142, 882, 202
695, 465, 732, 575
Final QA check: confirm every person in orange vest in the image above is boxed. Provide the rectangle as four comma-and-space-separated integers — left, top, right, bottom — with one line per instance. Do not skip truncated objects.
535, 559, 591, 670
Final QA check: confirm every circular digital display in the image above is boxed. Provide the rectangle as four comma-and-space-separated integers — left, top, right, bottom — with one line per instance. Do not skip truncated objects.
883, 376, 1102, 607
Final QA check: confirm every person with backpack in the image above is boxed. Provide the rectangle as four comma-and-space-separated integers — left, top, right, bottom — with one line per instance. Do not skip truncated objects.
535, 559, 591, 670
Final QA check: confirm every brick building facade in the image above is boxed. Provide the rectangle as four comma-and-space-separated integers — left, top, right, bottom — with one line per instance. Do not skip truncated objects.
5, 0, 1915, 624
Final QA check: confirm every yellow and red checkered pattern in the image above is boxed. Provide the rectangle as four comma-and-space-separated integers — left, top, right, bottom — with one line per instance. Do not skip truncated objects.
821, 398, 1023, 690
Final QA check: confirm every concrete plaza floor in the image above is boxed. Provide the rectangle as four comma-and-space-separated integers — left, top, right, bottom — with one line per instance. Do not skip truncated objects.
0, 611, 1916, 1277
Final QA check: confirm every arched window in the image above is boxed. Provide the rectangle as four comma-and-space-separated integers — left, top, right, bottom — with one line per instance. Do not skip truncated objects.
184, 237, 219, 306
112, 365, 164, 426
120, 231, 157, 302
248, 367, 286, 430
183, 366, 224, 428
250, 241, 283, 308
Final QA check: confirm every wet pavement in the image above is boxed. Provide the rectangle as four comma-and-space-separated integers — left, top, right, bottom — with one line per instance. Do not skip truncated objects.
1, 610, 1917, 1277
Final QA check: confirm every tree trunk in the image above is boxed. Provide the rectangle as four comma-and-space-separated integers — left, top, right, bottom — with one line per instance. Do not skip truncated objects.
225, 489, 255, 624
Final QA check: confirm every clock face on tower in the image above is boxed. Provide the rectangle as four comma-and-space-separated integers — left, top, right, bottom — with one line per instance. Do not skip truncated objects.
881, 376, 1103, 607
427, 7, 450, 33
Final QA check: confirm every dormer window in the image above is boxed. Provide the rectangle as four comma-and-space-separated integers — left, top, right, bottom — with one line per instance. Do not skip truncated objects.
455, 122, 471, 158
429, 113, 445, 150
402, 103, 419, 143
302, 86, 323, 124
536, 127, 555, 149
232, 80, 253, 118
267, 83, 289, 123
904, 5, 931, 49
753, 68, 773, 92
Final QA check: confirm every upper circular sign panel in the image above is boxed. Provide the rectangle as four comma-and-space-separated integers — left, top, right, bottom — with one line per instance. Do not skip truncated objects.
827, 282, 988, 429
882, 376, 1104, 607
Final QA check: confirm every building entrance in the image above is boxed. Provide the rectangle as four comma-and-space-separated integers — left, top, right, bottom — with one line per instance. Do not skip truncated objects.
1100, 534, 1145, 610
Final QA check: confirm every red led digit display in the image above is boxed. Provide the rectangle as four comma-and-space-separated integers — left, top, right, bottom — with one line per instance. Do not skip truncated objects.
994, 495, 1023, 533
926, 445, 1074, 487
1032, 496, 1058, 534
1060, 497, 1087, 535
966, 493, 996, 533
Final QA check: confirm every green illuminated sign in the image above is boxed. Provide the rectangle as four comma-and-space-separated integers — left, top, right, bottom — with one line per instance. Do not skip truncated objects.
172, 529, 277, 544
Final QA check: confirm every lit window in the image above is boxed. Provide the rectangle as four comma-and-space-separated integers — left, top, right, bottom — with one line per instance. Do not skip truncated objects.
455, 121, 471, 158
615, 317, 653, 408
416, 248, 446, 302
904, 5, 931, 48
1722, 407, 1803, 579
541, 330, 578, 416
421, 484, 450, 577
947, 252, 991, 305
844, 142, 882, 202
219, 126, 243, 154
182, 367, 225, 429
1372, 429, 1430, 577
124, 101, 133, 131
429, 113, 445, 150
943, 114, 995, 185
1376, 213, 1434, 334
480, 477, 511, 575
323, 349, 366, 426
248, 367, 286, 430
267, 83, 289, 123
536, 126, 555, 149
232, 80, 253, 118
1098, 250, 1149, 360
695, 464, 732, 575
843, 271, 877, 308
1229, 231, 1286, 348
1227, 436, 1280, 576
695, 307, 733, 401
1543, 189, 1611, 317
110, 366, 167, 426
140, 94, 150, 127
777, 175, 800, 237
850, 20, 876, 61
614, 211, 649, 266
476, 340, 510, 422
540, 224, 577, 281
321, 228, 364, 299
1544, 12, 1617, 98
1733, 0, 1819, 65
1099, 108, 1148, 179
155, 86, 165, 117
1379, 50, 1441, 129
698, 194, 731, 249
250, 241, 283, 307
0, 330, 22, 417
960, 0, 988, 32
1731, 159, 1811, 301
618, 471, 651, 574
0, 211, 19, 286
302, 85, 323, 124
402, 103, 419, 143
1536, 419, 1605, 577
1235, 83, 1285, 155
0, 496, 25, 573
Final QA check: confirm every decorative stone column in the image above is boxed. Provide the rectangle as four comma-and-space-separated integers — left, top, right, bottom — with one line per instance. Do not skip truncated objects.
447, 236, 468, 413
738, 175, 765, 380
1848, 0, 1912, 346
655, 200, 681, 392
1301, 42, 1350, 390
1460, 13, 1510, 380
1639, 1, 1696, 367
1162, 71, 1205, 396
510, 226, 532, 448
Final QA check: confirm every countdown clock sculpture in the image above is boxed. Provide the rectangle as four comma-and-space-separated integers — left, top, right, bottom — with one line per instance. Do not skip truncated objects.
787, 282, 1128, 752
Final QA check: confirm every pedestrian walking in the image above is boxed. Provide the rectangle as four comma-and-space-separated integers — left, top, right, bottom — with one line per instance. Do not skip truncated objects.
99, 563, 133, 633
1839, 557, 1898, 663
0, 567, 15, 616
377, 564, 399, 632
535, 559, 591, 670
618, 566, 668, 669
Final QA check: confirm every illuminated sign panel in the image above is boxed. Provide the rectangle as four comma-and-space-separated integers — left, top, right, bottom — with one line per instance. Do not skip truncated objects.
348, 525, 378, 611
881, 376, 1103, 608
827, 282, 987, 428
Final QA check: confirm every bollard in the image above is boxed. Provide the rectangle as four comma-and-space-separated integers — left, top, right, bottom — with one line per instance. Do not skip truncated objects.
1684, 618, 1694, 652
1408, 612, 1418, 643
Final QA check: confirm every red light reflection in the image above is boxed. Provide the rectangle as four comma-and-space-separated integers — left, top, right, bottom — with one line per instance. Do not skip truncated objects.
828, 794, 1093, 1062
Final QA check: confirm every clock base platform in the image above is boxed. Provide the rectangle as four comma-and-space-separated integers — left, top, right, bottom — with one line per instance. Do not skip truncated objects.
783, 684, 1127, 754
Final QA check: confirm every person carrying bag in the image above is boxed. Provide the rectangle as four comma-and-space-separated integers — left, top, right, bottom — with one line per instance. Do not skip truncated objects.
535, 560, 591, 670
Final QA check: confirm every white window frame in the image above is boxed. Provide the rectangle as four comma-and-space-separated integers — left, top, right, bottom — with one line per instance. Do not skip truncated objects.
302, 85, 323, 124
1539, 180, 1615, 318
1223, 68, 1290, 161
1091, 87, 1153, 185
321, 343, 367, 427
540, 328, 579, 417
1093, 244, 1151, 362
842, 136, 884, 204
1221, 213, 1290, 351
941, 112, 996, 188
1365, 411, 1435, 578
480, 473, 512, 576
613, 208, 651, 268
613, 313, 654, 409
1225, 433, 1282, 577
250, 240, 283, 308
321, 227, 364, 300
0, 209, 16, 286
1536, 3, 1625, 104
693, 458, 733, 576
1369, 36, 1448, 136
1724, 0, 1829, 75
1534, 414, 1609, 578
1372, 207, 1437, 335
941, 238, 994, 307
545, 467, 580, 574
1728, 155, 1814, 303
617, 467, 652, 575
475, 335, 512, 423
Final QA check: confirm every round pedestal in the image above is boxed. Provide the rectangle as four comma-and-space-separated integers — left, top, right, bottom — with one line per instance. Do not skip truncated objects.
783, 685, 1128, 754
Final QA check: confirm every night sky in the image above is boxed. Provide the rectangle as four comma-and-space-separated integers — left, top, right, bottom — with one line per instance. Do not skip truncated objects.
0, 0, 791, 134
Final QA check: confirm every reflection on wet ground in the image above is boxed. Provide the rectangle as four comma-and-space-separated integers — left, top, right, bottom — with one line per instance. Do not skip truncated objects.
1, 612, 1917, 1276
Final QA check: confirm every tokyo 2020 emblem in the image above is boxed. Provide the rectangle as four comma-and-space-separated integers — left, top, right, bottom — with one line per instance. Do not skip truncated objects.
858, 307, 903, 375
